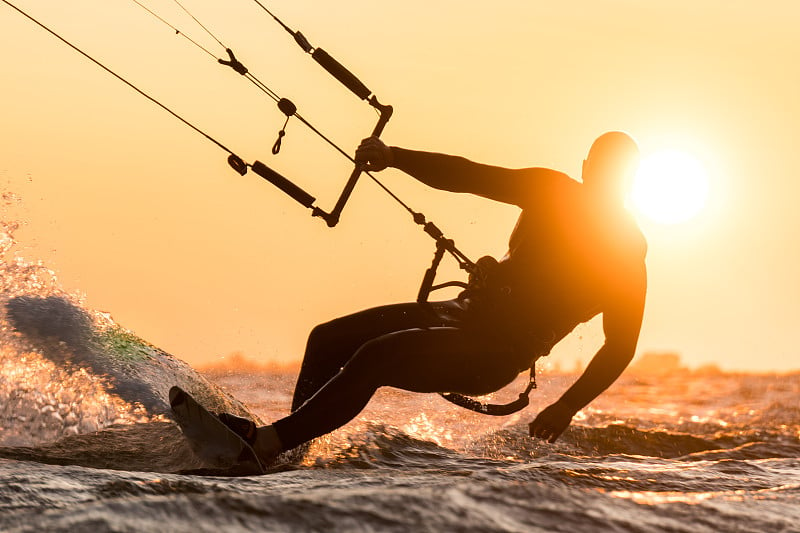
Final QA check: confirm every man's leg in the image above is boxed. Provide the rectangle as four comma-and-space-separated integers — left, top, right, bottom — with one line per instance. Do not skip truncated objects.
272, 325, 520, 452
290, 301, 458, 412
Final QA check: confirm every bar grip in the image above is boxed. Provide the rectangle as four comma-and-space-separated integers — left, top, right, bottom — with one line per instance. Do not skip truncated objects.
252, 161, 316, 208
312, 48, 371, 100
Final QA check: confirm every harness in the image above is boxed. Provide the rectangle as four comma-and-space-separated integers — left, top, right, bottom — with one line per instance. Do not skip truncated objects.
418, 250, 537, 416
4, 0, 536, 416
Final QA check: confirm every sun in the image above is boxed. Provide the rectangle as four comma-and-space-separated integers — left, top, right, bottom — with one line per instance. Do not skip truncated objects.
630, 149, 709, 224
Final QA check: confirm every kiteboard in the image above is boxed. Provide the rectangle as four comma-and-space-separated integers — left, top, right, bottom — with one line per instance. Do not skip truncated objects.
169, 386, 266, 476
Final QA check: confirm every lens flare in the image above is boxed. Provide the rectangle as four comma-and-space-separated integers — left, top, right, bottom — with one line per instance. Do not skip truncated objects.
631, 150, 709, 224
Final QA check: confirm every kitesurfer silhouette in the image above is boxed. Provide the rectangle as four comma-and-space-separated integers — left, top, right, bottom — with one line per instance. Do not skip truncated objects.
219, 131, 648, 461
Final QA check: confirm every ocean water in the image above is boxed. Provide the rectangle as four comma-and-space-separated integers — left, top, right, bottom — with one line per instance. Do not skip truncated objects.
1, 196, 799, 532
2, 363, 799, 533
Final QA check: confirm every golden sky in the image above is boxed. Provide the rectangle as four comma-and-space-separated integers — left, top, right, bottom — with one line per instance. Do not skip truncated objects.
2, 1, 798, 371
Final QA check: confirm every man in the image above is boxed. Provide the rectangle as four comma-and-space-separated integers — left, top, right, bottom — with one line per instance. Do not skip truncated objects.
223, 131, 647, 462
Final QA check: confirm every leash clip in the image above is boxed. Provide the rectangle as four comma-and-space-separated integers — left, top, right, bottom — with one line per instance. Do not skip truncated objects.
272, 98, 297, 155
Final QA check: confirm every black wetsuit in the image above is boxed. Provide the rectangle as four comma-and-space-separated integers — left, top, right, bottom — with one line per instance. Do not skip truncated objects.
272, 148, 647, 451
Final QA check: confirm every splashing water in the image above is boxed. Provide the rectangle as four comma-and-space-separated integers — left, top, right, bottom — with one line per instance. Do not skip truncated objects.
0, 190, 151, 446
0, 347, 151, 446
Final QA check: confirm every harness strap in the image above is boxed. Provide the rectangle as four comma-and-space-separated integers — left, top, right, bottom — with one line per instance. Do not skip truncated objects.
439, 363, 537, 416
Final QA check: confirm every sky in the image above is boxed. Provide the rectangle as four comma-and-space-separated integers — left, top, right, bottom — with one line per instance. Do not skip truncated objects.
1, 0, 798, 372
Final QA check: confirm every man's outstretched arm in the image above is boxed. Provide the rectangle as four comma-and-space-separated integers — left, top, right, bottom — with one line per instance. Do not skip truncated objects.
355, 136, 565, 207
529, 262, 647, 443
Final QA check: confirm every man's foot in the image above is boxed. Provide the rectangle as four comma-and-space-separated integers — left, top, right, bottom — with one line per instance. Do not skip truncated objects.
216, 412, 257, 446
215, 413, 283, 465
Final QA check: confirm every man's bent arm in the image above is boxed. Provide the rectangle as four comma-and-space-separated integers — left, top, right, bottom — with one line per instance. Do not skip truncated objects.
559, 264, 647, 411
529, 263, 646, 443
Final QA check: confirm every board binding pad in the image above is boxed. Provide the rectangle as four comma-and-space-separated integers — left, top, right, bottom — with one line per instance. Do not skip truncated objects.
169, 386, 265, 475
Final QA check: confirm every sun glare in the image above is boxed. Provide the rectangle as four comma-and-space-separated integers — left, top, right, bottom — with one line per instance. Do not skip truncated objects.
630, 150, 709, 224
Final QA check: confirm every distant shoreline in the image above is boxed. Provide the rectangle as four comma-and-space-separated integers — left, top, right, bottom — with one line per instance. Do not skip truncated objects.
198, 351, 799, 378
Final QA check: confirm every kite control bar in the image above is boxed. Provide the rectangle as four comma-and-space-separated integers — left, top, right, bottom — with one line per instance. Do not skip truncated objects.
245, 96, 392, 228
315, 97, 393, 227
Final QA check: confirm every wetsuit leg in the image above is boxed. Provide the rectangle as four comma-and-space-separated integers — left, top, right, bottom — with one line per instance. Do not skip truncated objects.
274, 325, 520, 451
290, 302, 454, 412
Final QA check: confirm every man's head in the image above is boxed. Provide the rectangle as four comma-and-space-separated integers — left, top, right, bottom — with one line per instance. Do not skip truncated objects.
582, 131, 640, 205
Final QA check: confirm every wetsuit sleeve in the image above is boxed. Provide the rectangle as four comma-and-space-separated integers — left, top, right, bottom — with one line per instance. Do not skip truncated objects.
390, 147, 565, 207
558, 259, 648, 411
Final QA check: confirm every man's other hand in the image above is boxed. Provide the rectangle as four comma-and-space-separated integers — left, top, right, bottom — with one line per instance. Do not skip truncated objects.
529, 400, 578, 443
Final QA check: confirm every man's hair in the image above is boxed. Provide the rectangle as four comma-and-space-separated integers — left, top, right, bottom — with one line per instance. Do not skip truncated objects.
585, 131, 640, 186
